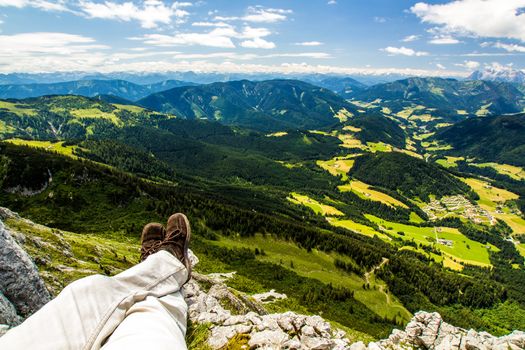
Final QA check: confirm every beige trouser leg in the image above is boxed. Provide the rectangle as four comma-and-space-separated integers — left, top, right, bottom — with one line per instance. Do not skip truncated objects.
101, 294, 187, 350
0, 250, 188, 350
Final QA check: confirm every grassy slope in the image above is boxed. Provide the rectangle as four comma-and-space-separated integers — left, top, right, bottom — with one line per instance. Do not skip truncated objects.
210, 234, 412, 324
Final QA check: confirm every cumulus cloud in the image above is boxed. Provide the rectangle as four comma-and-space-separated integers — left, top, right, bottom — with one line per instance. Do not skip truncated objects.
327, 0, 337, 4
411, 0, 525, 42
0, 0, 70, 12
382, 46, 429, 56
294, 41, 323, 46
215, 7, 292, 23
131, 25, 276, 49
402, 35, 420, 42
454, 60, 480, 69
78, 0, 192, 29
492, 41, 525, 52
240, 37, 275, 49
428, 35, 461, 44
436, 63, 446, 69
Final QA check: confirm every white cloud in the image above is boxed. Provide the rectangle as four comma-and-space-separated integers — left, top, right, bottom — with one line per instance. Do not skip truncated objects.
78, 0, 191, 29
215, 7, 292, 23
436, 63, 446, 69
294, 41, 323, 46
402, 35, 420, 42
493, 41, 525, 52
191, 21, 231, 28
131, 28, 237, 48
132, 25, 276, 49
240, 37, 275, 49
0, 0, 70, 12
0, 32, 110, 72
428, 36, 461, 44
374, 16, 386, 23
411, 0, 525, 42
243, 7, 291, 23
327, 0, 337, 4
382, 46, 429, 56
454, 60, 480, 69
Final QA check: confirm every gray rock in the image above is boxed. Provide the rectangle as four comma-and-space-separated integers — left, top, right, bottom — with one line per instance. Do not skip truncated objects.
349, 341, 367, 350
248, 329, 290, 349
0, 292, 21, 326
209, 324, 252, 349
0, 219, 51, 325
300, 336, 333, 350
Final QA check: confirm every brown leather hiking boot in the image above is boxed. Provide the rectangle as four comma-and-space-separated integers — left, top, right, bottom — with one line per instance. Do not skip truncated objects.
140, 223, 166, 262
163, 213, 192, 281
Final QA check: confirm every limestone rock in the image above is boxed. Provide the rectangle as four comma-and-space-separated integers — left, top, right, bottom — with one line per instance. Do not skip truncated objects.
0, 219, 51, 326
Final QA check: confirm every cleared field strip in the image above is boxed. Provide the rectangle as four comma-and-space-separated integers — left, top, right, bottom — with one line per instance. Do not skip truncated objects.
288, 192, 344, 217
338, 180, 408, 208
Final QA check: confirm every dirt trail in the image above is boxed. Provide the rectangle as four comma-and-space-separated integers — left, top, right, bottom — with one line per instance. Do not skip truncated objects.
364, 257, 391, 304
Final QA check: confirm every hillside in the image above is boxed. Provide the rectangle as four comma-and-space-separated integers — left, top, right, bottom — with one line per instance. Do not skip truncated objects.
138, 79, 359, 131
2, 208, 523, 349
350, 152, 470, 201
435, 114, 525, 167
312, 76, 368, 98
2, 134, 525, 337
349, 77, 525, 121
0, 79, 195, 101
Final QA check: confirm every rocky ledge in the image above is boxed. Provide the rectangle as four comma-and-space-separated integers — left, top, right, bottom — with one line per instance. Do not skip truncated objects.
183, 273, 525, 350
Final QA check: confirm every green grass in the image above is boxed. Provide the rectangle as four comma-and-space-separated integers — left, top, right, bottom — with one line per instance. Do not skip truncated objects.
113, 104, 146, 113
409, 212, 424, 223
366, 142, 392, 153
517, 244, 525, 258
288, 192, 344, 216
435, 156, 464, 169
210, 234, 412, 323
326, 217, 391, 241
5, 139, 80, 158
338, 180, 408, 208
4, 216, 138, 295
365, 215, 497, 268
317, 157, 355, 181
0, 100, 37, 116
70, 108, 121, 125
471, 163, 525, 181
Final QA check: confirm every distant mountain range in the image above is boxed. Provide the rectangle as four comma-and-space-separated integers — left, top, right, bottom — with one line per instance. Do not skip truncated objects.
468, 66, 525, 84
138, 79, 359, 131
348, 77, 525, 119
0, 79, 196, 101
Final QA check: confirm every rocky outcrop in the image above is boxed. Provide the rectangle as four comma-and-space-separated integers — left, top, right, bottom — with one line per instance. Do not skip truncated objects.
183, 273, 525, 350
183, 272, 351, 349
374, 311, 525, 350
0, 215, 51, 328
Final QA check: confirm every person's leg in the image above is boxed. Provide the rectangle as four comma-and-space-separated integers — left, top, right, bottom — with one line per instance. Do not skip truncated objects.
0, 250, 188, 350
100, 293, 188, 350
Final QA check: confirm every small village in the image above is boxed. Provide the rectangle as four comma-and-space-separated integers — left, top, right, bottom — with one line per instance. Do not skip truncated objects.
422, 195, 495, 225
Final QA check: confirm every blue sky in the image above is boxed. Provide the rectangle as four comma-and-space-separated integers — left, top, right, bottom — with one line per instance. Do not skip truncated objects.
0, 0, 524, 76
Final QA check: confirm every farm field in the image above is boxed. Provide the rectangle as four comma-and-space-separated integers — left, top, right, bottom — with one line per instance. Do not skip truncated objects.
5, 138, 79, 158
211, 234, 412, 323
0, 100, 36, 116
317, 157, 355, 181
365, 215, 497, 267
471, 163, 525, 181
338, 180, 408, 208
288, 192, 343, 216
326, 217, 390, 241
435, 156, 464, 169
